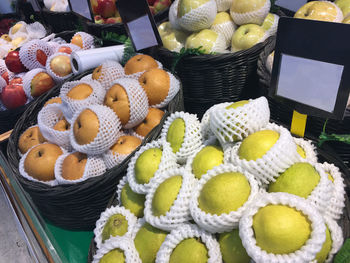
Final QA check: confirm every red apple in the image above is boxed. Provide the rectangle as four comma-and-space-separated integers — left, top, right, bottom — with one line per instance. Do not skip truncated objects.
9, 77, 22, 85
0, 84, 27, 109
1, 71, 9, 84
148, 0, 156, 5
105, 17, 122, 24
5, 51, 26, 74
149, 6, 156, 15
154, 0, 171, 13
91, 0, 117, 18
57, 46, 73, 54
94, 15, 104, 24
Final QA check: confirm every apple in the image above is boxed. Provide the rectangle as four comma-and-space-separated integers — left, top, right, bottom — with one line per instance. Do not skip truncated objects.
186, 29, 225, 54
124, 54, 158, 75
294, 1, 343, 22
36, 49, 48, 67
104, 84, 130, 125
148, 0, 156, 5
261, 13, 279, 36
158, 22, 189, 52
61, 152, 87, 180
18, 126, 46, 154
211, 12, 236, 48
49, 55, 72, 77
154, 0, 171, 13
0, 84, 27, 109
105, 17, 122, 24
149, 6, 156, 15
91, 0, 117, 18
73, 109, 100, 145
230, 0, 270, 25
178, 0, 211, 17
24, 143, 63, 182
9, 77, 22, 85
335, 0, 350, 18
231, 24, 266, 52
5, 51, 27, 73
134, 108, 164, 137
110, 135, 141, 155
94, 15, 105, 24
71, 34, 83, 49
139, 68, 170, 106
31, 72, 55, 98
1, 71, 9, 84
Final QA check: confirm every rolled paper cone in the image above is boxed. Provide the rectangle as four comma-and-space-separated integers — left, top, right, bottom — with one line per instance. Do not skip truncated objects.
70, 45, 125, 75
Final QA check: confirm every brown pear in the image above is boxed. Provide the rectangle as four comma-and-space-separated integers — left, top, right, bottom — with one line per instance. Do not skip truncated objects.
134, 108, 164, 137
67, 83, 93, 100
71, 34, 83, 48
73, 109, 100, 145
124, 54, 158, 75
18, 126, 46, 154
104, 84, 130, 125
44, 97, 62, 107
50, 55, 72, 77
61, 152, 87, 180
92, 65, 102, 80
110, 135, 141, 155
53, 118, 70, 131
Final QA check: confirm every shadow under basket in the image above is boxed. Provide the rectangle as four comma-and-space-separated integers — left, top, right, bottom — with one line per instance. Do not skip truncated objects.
86, 143, 350, 262
6, 70, 184, 230
41, 9, 80, 33
257, 36, 350, 169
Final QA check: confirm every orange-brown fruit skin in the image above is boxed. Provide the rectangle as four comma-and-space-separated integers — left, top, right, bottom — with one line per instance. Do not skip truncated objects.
18, 126, 46, 154
134, 108, 164, 137
61, 152, 88, 180
104, 84, 130, 125
73, 109, 100, 145
124, 54, 158, 75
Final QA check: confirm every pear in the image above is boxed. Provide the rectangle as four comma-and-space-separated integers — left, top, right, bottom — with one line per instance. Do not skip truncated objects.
120, 183, 145, 218
99, 248, 125, 263
185, 29, 226, 54
191, 145, 224, 179
169, 238, 208, 263
166, 118, 185, 153
102, 214, 129, 242
134, 148, 163, 184
219, 229, 250, 263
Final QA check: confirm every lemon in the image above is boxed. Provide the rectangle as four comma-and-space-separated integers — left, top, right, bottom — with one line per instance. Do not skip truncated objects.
102, 214, 128, 242
152, 175, 182, 216
191, 145, 224, 179
296, 145, 306, 158
120, 183, 145, 218
134, 148, 162, 184
100, 248, 125, 263
167, 118, 185, 153
253, 205, 311, 254
169, 238, 208, 263
315, 226, 332, 263
219, 229, 250, 263
238, 130, 279, 161
134, 223, 168, 263
198, 172, 251, 215
268, 163, 320, 198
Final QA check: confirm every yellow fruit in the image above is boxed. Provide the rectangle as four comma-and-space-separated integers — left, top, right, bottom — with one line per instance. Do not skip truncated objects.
100, 248, 125, 263
315, 226, 332, 263
120, 183, 145, 218
191, 145, 224, 179
169, 238, 208, 263
166, 118, 185, 153
101, 214, 128, 242
134, 148, 162, 184
219, 229, 250, 263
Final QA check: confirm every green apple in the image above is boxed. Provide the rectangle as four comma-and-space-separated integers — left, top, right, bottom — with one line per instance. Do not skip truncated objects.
230, 0, 267, 14
191, 146, 224, 179
167, 118, 185, 153
315, 226, 332, 263
120, 183, 146, 218
158, 22, 189, 52
268, 162, 320, 198
226, 100, 249, 109
238, 130, 280, 161
169, 238, 208, 263
134, 148, 163, 184
231, 24, 266, 52
335, 0, 350, 18
294, 1, 343, 22
213, 11, 233, 25
134, 223, 168, 263
178, 0, 210, 18
152, 175, 183, 216
185, 29, 220, 54
219, 229, 250, 263
253, 205, 311, 254
198, 172, 251, 215
230, 0, 270, 25
261, 13, 279, 35
100, 248, 125, 263
102, 214, 128, 242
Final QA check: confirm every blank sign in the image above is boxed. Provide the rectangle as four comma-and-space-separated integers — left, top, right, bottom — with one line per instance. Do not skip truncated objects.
276, 0, 307, 12
69, 0, 93, 20
127, 15, 158, 51
277, 54, 344, 113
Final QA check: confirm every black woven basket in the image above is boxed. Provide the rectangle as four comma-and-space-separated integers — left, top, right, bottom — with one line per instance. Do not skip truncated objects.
41, 9, 80, 33
257, 36, 350, 168
86, 142, 350, 262
6, 70, 184, 230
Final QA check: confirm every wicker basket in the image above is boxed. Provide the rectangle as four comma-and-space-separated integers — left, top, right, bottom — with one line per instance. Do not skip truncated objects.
86, 138, 350, 262
41, 8, 80, 33
257, 36, 350, 168
6, 70, 184, 230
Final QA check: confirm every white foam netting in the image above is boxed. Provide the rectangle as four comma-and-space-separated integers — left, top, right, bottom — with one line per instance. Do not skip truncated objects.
239, 192, 326, 263
211, 31, 227, 53
92, 236, 142, 263
47, 41, 60, 53
54, 43, 81, 54
155, 223, 222, 263
294, 137, 318, 164
116, 175, 129, 205
45, 52, 73, 83
210, 97, 270, 144
22, 39, 53, 69
125, 60, 163, 80
43, 96, 62, 107
93, 60, 125, 90
71, 32, 94, 50
177, 0, 217, 32
169, 0, 182, 30
69, 104, 123, 155
150, 71, 180, 109
266, 51, 274, 73
190, 164, 259, 233
102, 132, 133, 169
9, 22, 27, 39
128, 129, 145, 141
94, 205, 138, 249
80, 73, 92, 82
0, 76, 7, 93
10, 32, 29, 48
111, 78, 149, 129
127, 139, 178, 194
47, 0, 69, 12
0, 59, 8, 76
321, 162, 346, 220
211, 20, 236, 49
22, 68, 47, 100
59, 79, 106, 122
230, 0, 270, 25
37, 103, 71, 150
264, 14, 279, 36
18, 143, 66, 186
144, 167, 196, 231
54, 152, 106, 184
230, 122, 302, 185
27, 22, 47, 40
0, 44, 13, 59
216, 0, 232, 12
160, 111, 203, 164
324, 216, 344, 263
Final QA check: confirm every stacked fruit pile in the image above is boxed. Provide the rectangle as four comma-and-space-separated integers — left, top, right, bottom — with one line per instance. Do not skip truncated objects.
157, 0, 280, 53
90, 0, 171, 25
17, 54, 180, 186
0, 31, 94, 110
92, 97, 346, 263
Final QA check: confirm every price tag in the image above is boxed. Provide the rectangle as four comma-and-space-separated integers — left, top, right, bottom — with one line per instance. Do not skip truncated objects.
68, 0, 94, 21
116, 0, 162, 51
0, 0, 16, 14
275, 0, 307, 12
270, 17, 350, 121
